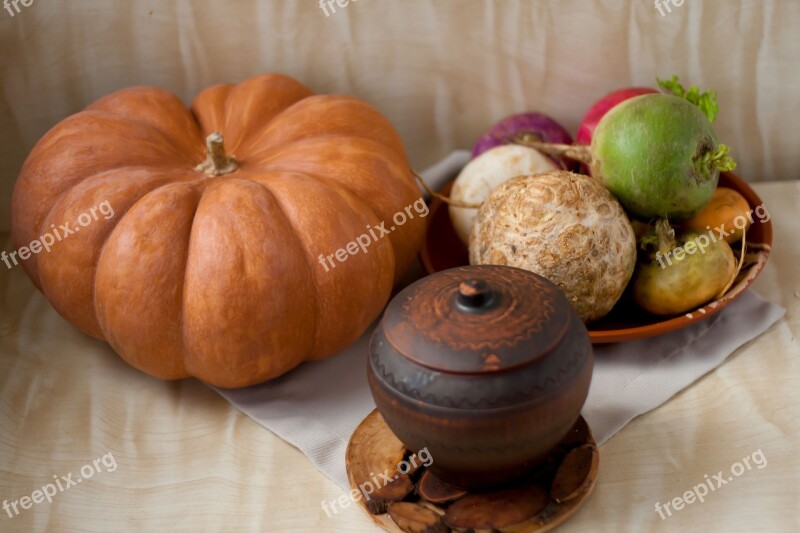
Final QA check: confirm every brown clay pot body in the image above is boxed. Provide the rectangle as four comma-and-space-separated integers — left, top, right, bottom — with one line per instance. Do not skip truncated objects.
368, 265, 593, 489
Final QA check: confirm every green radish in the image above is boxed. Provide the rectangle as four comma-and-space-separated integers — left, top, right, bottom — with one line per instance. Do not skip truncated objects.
516, 93, 736, 221
632, 220, 736, 316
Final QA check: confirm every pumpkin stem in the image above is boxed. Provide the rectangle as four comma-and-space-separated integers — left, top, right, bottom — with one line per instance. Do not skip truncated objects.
196, 132, 238, 176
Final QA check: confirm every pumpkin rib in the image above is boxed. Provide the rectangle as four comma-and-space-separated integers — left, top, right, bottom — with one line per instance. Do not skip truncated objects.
243, 175, 323, 359
247, 135, 420, 207
191, 83, 234, 139
191, 74, 315, 153
246, 163, 387, 274
36, 168, 191, 337
176, 188, 202, 380
37, 162, 202, 236
260, 162, 418, 284
243, 171, 396, 359
242, 165, 386, 257
90, 168, 207, 338
180, 177, 317, 386
86, 86, 206, 159
95, 180, 203, 380
20, 164, 196, 289
234, 95, 407, 161
296, 175, 396, 359
247, 135, 424, 279
221, 75, 315, 153
73, 109, 202, 164
12, 110, 200, 261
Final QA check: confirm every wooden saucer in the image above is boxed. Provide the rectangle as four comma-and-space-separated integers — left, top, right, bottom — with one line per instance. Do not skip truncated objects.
346, 409, 599, 532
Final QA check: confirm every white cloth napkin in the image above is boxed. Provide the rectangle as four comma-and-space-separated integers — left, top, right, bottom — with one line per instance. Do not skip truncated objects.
215, 152, 785, 491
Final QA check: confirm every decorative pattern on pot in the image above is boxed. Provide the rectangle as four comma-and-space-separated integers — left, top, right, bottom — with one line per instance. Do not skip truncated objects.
368, 264, 593, 489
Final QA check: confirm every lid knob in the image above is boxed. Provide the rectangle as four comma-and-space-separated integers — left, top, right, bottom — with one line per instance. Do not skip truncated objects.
456, 280, 494, 312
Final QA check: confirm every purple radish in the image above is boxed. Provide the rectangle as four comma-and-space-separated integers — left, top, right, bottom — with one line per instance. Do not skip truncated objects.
471, 112, 574, 168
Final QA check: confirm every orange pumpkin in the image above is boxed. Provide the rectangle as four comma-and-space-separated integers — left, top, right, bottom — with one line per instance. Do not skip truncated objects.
11, 73, 425, 388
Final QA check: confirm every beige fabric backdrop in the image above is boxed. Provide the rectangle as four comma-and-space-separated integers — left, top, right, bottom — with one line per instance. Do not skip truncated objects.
1, 2, 800, 531
0, 0, 799, 233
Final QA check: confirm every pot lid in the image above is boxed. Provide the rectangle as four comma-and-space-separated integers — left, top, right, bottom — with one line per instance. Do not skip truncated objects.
381, 265, 575, 374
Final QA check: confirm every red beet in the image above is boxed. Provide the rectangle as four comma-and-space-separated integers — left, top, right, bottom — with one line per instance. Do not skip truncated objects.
471, 112, 573, 165
576, 87, 658, 145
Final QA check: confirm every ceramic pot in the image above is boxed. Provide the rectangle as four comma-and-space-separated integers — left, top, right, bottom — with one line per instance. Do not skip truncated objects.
367, 264, 593, 489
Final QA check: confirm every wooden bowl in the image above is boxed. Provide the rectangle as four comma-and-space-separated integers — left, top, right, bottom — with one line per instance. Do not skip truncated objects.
420, 172, 773, 343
